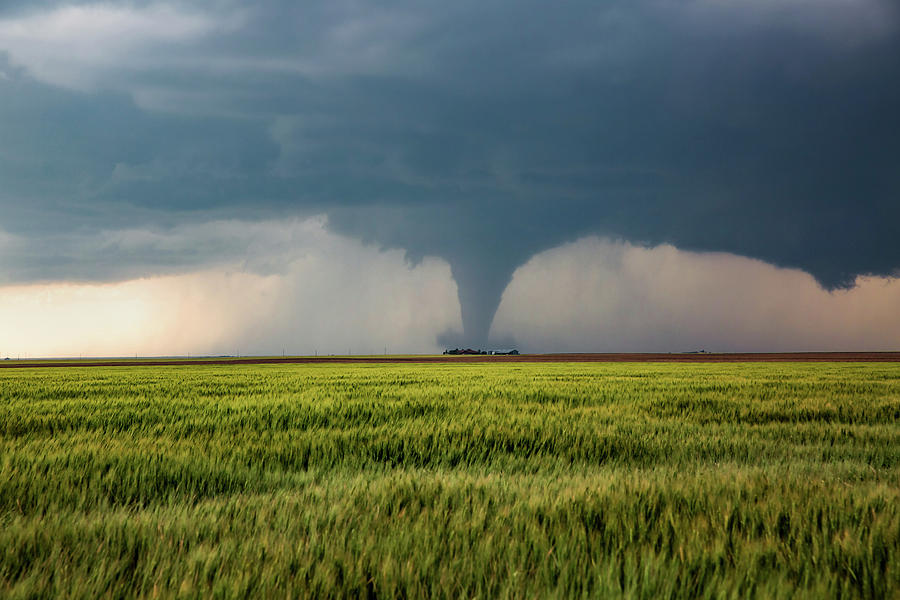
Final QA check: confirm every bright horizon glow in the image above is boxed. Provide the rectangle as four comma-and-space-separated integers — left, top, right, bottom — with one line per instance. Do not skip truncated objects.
0, 218, 462, 358
3, 222, 899, 358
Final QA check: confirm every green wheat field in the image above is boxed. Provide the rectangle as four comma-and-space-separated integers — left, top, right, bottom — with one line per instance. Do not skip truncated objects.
1, 362, 898, 598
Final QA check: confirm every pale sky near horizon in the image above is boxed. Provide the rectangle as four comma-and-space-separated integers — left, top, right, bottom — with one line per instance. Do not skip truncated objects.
1, 1, 898, 356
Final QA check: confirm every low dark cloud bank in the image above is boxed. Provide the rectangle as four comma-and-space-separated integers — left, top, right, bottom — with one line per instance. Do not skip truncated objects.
1, 0, 898, 346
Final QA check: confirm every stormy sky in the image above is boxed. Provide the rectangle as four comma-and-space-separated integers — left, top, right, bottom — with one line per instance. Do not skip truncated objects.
1, 0, 899, 355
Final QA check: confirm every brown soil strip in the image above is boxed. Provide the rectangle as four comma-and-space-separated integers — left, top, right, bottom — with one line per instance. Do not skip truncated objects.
2, 352, 899, 369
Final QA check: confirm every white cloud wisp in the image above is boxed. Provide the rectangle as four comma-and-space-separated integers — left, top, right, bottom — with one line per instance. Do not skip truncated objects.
0, 3, 238, 90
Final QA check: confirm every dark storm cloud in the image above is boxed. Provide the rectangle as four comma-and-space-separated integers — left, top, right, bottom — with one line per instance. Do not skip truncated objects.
1, 0, 898, 344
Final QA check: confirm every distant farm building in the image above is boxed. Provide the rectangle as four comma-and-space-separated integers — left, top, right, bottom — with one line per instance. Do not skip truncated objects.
443, 348, 519, 356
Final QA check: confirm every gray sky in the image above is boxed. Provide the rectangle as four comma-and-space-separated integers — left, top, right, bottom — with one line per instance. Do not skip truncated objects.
1, 1, 899, 353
